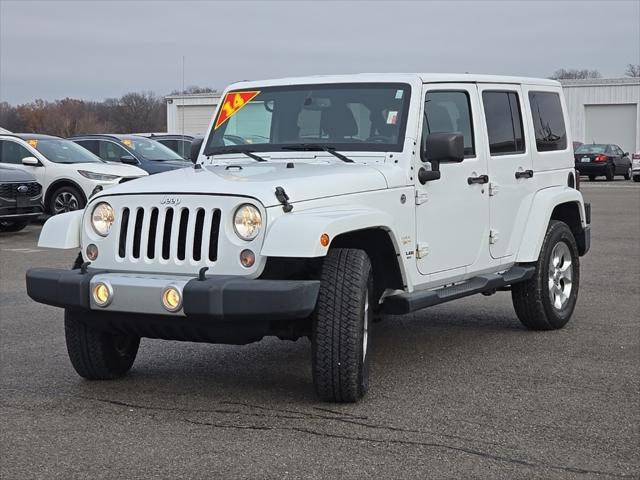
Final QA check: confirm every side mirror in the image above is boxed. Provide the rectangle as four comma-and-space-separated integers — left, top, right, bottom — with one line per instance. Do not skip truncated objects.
120, 155, 138, 165
21, 156, 41, 166
190, 137, 204, 164
421, 132, 465, 165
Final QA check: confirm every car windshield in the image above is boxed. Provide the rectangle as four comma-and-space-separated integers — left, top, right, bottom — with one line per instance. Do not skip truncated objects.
120, 137, 187, 161
575, 144, 607, 154
31, 138, 103, 163
204, 83, 411, 156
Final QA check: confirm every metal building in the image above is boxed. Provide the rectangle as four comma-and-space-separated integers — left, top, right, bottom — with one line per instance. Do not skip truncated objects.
166, 78, 640, 154
165, 92, 222, 136
561, 78, 640, 154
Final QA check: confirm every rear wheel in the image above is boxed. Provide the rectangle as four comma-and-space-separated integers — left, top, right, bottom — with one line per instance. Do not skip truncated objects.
312, 248, 373, 402
588, 175, 596, 181
511, 221, 580, 330
624, 166, 631, 180
64, 309, 140, 379
633, 175, 640, 183
605, 166, 614, 181
0, 219, 29, 232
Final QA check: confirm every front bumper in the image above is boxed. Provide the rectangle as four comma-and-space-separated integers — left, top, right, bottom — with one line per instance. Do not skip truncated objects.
26, 268, 320, 322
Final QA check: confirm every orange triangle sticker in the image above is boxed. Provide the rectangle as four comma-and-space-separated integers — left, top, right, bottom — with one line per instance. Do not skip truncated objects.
214, 90, 261, 130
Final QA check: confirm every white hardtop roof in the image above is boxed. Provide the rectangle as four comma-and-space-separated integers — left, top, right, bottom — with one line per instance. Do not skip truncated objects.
229, 73, 560, 89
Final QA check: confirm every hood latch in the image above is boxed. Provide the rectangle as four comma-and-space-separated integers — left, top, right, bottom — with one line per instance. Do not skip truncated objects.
275, 186, 293, 213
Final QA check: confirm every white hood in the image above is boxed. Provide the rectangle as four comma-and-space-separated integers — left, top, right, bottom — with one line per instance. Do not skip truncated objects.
95, 161, 389, 207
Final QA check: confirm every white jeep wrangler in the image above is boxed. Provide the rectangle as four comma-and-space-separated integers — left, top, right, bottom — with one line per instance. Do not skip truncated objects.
27, 74, 591, 402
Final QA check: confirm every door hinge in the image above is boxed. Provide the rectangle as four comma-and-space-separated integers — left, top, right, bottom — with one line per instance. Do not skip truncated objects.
415, 191, 429, 205
489, 229, 499, 244
416, 242, 429, 259
489, 182, 499, 196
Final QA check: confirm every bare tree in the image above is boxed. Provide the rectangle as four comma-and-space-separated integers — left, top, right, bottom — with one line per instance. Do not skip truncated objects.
549, 68, 602, 80
624, 63, 640, 77
169, 85, 216, 95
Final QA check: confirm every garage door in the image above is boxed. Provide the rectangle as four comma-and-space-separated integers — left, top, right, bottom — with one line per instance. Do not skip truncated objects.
585, 104, 637, 154
174, 105, 217, 135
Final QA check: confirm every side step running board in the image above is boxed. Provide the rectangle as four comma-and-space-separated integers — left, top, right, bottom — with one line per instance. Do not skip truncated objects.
383, 265, 535, 315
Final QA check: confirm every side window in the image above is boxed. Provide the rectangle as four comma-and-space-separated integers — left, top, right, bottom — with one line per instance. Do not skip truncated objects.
0, 140, 33, 164
482, 91, 525, 155
74, 140, 99, 155
159, 139, 177, 152
177, 140, 191, 158
98, 141, 130, 162
528, 91, 567, 151
423, 91, 475, 156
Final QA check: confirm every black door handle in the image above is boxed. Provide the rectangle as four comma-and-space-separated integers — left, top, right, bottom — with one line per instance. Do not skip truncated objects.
467, 174, 489, 185
515, 170, 534, 179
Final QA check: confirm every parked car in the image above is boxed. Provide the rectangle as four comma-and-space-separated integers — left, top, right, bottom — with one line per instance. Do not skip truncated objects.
574, 143, 632, 181
69, 135, 190, 174
632, 152, 640, 182
572, 141, 583, 151
0, 134, 147, 215
0, 165, 43, 232
27, 74, 590, 402
147, 134, 196, 160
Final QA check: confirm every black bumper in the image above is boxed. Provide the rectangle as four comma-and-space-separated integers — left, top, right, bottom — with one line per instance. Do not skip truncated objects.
26, 268, 320, 322
575, 163, 610, 175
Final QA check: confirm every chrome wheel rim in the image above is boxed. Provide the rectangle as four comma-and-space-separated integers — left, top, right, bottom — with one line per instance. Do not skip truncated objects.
362, 290, 369, 362
54, 191, 79, 214
548, 242, 573, 310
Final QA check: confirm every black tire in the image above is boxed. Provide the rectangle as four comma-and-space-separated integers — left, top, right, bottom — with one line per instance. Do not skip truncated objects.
64, 308, 140, 380
312, 248, 373, 402
0, 219, 29, 232
633, 175, 640, 183
49, 185, 85, 215
588, 175, 596, 181
605, 166, 614, 181
623, 166, 631, 180
512, 221, 580, 330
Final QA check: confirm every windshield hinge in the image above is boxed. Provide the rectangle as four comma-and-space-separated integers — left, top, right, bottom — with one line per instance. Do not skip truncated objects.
415, 191, 429, 205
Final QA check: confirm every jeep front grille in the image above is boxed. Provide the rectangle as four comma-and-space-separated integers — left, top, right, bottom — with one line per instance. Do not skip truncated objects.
116, 206, 221, 263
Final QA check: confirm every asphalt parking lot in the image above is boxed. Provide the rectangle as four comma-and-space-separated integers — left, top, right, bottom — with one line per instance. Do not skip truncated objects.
1, 181, 638, 479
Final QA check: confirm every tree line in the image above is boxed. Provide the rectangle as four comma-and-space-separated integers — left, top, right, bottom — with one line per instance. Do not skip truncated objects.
0, 86, 216, 137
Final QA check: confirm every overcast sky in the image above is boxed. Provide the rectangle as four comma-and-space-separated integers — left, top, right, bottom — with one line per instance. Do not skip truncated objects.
1, 0, 638, 104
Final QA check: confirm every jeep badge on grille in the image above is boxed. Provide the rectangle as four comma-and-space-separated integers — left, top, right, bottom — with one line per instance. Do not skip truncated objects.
160, 196, 181, 206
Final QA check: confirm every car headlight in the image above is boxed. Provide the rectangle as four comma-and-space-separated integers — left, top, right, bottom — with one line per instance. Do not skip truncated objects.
78, 170, 120, 181
233, 204, 262, 241
91, 202, 115, 237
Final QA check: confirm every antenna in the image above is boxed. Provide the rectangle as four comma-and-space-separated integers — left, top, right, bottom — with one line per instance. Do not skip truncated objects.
181, 55, 185, 138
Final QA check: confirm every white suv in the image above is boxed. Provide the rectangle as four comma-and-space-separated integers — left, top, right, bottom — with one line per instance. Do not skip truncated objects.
26, 74, 590, 402
0, 134, 147, 214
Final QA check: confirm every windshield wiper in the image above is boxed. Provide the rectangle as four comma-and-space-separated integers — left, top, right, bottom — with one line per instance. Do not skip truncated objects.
207, 147, 267, 162
280, 144, 354, 163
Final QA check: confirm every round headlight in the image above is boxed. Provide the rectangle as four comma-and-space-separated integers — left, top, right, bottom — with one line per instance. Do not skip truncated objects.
233, 204, 262, 241
91, 202, 115, 237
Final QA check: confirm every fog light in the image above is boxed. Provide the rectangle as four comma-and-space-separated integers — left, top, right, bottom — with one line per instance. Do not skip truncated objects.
240, 249, 255, 268
91, 185, 103, 197
161, 286, 182, 312
86, 243, 99, 260
93, 282, 113, 307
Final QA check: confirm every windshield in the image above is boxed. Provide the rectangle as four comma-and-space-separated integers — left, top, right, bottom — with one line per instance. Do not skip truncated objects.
31, 138, 102, 164
575, 144, 607, 154
120, 137, 187, 161
204, 83, 411, 156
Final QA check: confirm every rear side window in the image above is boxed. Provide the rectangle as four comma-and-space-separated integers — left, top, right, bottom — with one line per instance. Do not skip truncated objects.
74, 140, 99, 155
424, 91, 475, 156
528, 91, 567, 151
482, 91, 525, 155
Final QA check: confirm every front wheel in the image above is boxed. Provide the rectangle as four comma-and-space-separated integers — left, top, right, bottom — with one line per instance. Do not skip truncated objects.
624, 166, 631, 180
511, 221, 580, 330
65, 309, 140, 379
312, 248, 373, 402
49, 185, 85, 215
